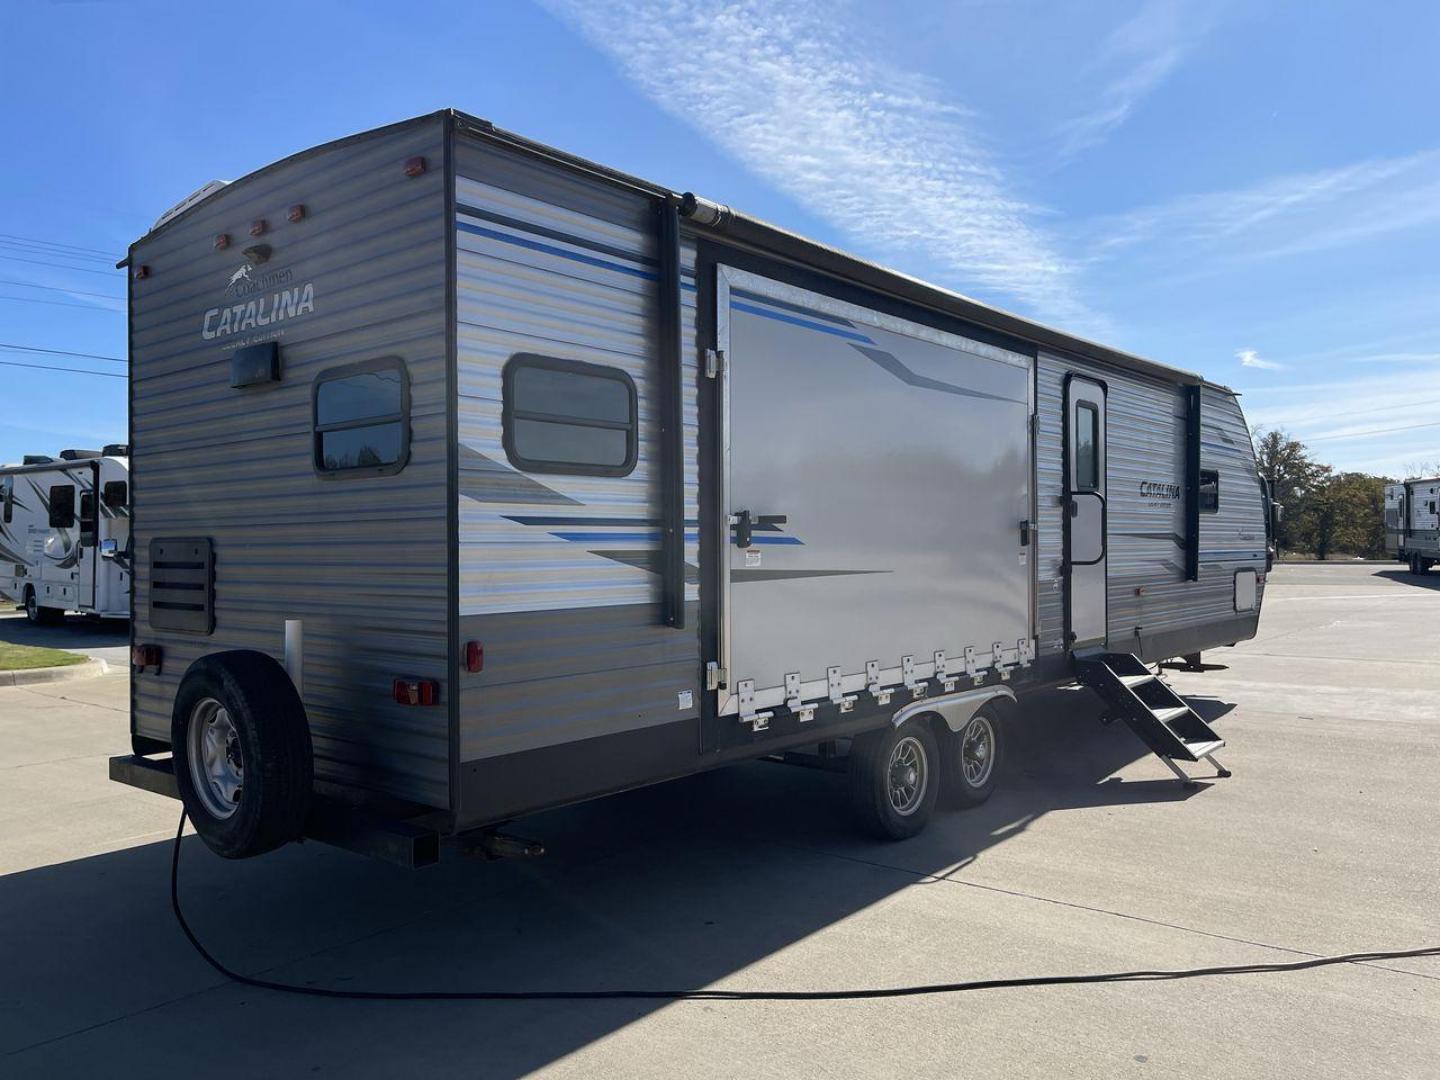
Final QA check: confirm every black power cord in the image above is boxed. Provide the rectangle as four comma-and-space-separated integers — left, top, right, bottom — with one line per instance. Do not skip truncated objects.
171, 811, 1440, 1002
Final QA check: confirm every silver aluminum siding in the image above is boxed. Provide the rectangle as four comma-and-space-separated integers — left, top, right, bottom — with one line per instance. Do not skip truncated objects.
128, 118, 451, 809
1037, 351, 1266, 655
451, 137, 700, 767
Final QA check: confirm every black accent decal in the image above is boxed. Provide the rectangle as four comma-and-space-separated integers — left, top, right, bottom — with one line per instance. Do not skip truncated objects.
588, 549, 700, 585
731, 568, 891, 582
850, 344, 1023, 404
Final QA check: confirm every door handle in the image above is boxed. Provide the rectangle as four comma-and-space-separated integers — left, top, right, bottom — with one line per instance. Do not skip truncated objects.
731, 512, 787, 547
1019, 519, 1032, 546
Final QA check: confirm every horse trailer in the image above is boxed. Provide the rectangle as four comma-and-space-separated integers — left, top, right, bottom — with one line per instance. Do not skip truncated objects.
1, 448, 131, 623
109, 111, 1271, 865
1385, 478, 1440, 573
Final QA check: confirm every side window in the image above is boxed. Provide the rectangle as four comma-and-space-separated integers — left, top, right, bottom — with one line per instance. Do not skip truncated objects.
1199, 468, 1220, 514
102, 480, 128, 509
49, 484, 76, 528
502, 354, 638, 476
313, 358, 409, 475
1074, 402, 1100, 492
1, 476, 12, 524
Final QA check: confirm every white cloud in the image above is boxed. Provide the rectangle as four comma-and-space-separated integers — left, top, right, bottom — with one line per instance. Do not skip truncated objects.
1053, 0, 1194, 161
1236, 347, 1283, 371
540, 0, 1095, 328
1082, 149, 1440, 267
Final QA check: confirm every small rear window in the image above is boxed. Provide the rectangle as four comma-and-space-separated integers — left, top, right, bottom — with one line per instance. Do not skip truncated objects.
502, 354, 637, 476
1199, 468, 1220, 513
313, 358, 409, 476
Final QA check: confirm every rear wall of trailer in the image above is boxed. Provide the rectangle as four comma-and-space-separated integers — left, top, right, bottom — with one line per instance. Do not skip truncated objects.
449, 133, 702, 825
128, 116, 453, 811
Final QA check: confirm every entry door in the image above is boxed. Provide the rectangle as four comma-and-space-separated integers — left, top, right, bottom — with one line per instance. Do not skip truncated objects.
1065, 376, 1107, 649
714, 266, 1034, 720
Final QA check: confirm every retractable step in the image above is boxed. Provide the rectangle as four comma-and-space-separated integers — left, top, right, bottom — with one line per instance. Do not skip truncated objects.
1074, 652, 1231, 783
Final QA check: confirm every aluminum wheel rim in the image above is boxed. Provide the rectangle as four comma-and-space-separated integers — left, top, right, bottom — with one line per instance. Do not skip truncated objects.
961, 714, 996, 788
887, 735, 928, 816
187, 697, 242, 820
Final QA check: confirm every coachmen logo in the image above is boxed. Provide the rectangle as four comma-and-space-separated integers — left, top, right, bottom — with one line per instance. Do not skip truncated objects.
1140, 481, 1181, 499
202, 260, 315, 340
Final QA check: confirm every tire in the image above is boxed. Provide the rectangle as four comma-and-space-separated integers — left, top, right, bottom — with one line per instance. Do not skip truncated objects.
939, 705, 1006, 809
171, 650, 312, 859
847, 719, 939, 841
24, 588, 61, 626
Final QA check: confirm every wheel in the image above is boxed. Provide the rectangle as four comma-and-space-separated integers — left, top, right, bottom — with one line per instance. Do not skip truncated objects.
1410, 554, 1422, 575
24, 588, 61, 626
1421, 558, 1432, 576
171, 650, 313, 859
847, 719, 939, 841
940, 705, 1006, 808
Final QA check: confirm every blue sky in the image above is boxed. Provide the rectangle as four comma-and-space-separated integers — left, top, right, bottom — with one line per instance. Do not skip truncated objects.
1, 0, 1437, 475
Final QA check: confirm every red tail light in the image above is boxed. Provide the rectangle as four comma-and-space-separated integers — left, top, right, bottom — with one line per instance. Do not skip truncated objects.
393, 677, 440, 706
465, 640, 484, 674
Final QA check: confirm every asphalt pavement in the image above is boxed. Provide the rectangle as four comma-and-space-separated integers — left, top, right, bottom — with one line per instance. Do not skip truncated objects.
1, 563, 1436, 1078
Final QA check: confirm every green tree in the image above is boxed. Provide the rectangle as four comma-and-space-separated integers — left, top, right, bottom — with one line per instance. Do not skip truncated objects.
1252, 428, 1330, 551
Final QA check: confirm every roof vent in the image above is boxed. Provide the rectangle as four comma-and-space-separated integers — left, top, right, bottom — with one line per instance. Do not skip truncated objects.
22, 455, 54, 465
59, 449, 102, 461
151, 179, 230, 232
102, 443, 130, 457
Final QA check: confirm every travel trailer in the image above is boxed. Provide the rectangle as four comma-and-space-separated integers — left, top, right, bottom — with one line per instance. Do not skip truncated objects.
109, 111, 1270, 865
1385, 478, 1440, 573
1, 448, 131, 622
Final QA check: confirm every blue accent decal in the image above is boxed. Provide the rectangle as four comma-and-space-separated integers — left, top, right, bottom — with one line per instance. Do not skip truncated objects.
549, 531, 701, 543
730, 300, 875, 345
456, 219, 658, 281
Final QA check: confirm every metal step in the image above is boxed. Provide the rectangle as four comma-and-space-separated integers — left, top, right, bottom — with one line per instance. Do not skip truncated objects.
1073, 652, 1231, 781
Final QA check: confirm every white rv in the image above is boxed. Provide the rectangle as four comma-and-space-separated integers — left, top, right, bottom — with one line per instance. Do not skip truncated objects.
1385, 478, 1440, 573
1, 448, 131, 622
109, 112, 1271, 865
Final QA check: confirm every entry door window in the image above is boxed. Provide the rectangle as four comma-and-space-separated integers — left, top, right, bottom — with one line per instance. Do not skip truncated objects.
1075, 403, 1100, 492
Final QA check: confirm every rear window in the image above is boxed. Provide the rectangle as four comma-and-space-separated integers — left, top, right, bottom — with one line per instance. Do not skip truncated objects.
1199, 468, 1220, 513
313, 358, 409, 475
502, 354, 637, 476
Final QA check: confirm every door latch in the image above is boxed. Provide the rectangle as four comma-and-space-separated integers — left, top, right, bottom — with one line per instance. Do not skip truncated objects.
731, 510, 787, 547
1019, 519, 1032, 546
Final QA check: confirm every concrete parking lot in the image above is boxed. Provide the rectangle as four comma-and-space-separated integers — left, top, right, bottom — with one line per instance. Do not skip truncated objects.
1, 563, 1436, 1078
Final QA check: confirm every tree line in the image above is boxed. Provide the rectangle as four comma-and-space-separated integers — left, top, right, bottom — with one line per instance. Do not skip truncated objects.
1253, 429, 1433, 560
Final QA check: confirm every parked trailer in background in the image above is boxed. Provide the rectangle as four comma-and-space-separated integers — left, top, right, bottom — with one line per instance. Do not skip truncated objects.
109, 111, 1270, 866
1385, 478, 1440, 573
1, 448, 131, 623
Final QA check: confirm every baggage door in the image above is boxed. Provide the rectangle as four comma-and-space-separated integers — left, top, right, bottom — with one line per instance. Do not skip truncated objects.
713, 266, 1034, 729
1064, 376, 1107, 649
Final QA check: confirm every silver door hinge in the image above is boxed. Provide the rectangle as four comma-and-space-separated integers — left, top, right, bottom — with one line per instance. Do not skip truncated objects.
704, 347, 725, 379
737, 679, 772, 733
705, 661, 726, 691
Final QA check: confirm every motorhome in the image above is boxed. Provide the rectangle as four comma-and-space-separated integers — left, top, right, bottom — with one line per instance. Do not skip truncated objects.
1385, 478, 1440, 573
109, 111, 1271, 865
1, 448, 131, 623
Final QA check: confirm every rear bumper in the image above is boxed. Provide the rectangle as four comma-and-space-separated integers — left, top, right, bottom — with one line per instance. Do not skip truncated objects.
109, 754, 443, 869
